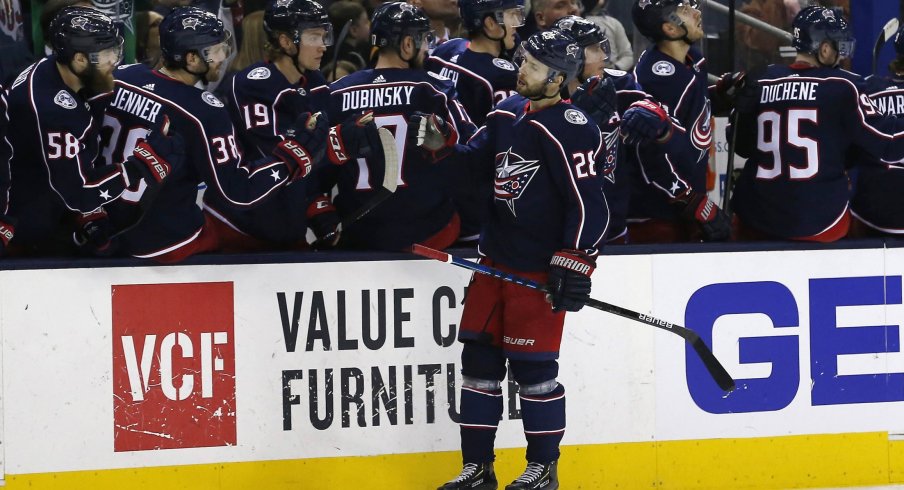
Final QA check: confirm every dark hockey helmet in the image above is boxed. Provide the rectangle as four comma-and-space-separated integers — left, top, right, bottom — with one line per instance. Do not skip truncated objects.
370, 2, 435, 50
791, 6, 855, 58
50, 6, 123, 64
553, 15, 610, 57
459, 0, 525, 33
264, 0, 333, 47
159, 6, 231, 65
893, 22, 904, 56
631, 0, 697, 42
515, 29, 584, 84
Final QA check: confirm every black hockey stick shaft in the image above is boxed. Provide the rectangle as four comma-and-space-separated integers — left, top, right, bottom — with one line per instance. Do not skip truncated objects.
874, 18, 900, 75
721, 109, 739, 215
411, 244, 736, 392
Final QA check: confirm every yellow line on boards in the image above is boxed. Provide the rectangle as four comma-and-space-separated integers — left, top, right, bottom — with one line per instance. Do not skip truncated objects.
6, 433, 904, 489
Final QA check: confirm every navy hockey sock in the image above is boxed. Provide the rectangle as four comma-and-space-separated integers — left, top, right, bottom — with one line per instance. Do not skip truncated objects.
460, 382, 504, 463
520, 383, 566, 463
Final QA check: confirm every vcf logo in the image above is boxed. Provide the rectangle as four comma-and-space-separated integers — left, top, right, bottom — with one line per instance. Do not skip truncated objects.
112, 282, 236, 451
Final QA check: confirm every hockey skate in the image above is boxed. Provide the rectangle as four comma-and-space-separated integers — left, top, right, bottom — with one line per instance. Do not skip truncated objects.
437, 462, 498, 490
505, 461, 558, 490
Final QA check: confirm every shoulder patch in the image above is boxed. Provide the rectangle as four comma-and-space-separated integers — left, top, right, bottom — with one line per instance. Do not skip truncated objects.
604, 68, 627, 77
247, 67, 271, 80
492, 58, 516, 71
54, 90, 77, 109
202, 91, 224, 107
564, 109, 587, 125
428, 71, 450, 81
652, 60, 675, 76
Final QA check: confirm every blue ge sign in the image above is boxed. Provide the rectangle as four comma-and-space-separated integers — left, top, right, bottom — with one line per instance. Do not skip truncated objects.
685, 277, 903, 414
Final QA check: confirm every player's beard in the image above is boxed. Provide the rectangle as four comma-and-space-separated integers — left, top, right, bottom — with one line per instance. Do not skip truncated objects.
517, 77, 552, 100
79, 63, 114, 96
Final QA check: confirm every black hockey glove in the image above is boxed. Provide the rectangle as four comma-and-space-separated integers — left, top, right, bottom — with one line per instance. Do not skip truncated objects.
73, 208, 116, 256
546, 249, 595, 313
0, 217, 14, 257
620, 99, 673, 145
326, 111, 381, 165
711, 71, 747, 115
408, 111, 458, 155
275, 112, 329, 181
306, 195, 340, 248
672, 191, 731, 242
570, 75, 617, 126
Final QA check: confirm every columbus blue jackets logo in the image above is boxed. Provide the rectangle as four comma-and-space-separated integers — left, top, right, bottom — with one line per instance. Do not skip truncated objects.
182, 17, 201, 30
54, 90, 77, 109
652, 61, 675, 76
564, 109, 587, 125
638, 0, 652, 8
202, 91, 224, 107
247, 67, 271, 80
691, 100, 713, 150
70, 16, 89, 30
495, 148, 540, 216
566, 44, 580, 58
493, 58, 516, 71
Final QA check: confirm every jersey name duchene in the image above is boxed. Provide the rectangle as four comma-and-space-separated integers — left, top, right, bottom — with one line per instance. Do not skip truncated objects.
760, 80, 818, 103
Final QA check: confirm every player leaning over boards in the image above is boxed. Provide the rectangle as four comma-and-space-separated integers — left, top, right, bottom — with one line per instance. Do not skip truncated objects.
4, 7, 179, 257
416, 30, 607, 490
627, 0, 735, 243
101, 7, 324, 262
210, 0, 378, 250
732, 7, 904, 242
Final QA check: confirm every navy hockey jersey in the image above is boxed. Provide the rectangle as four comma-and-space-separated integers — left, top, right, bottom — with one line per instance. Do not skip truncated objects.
208, 62, 331, 244
0, 86, 11, 222
732, 64, 904, 238
425, 38, 518, 127
327, 68, 476, 251
447, 95, 608, 271
100, 63, 295, 257
5, 57, 129, 247
848, 75, 904, 233
631, 46, 712, 220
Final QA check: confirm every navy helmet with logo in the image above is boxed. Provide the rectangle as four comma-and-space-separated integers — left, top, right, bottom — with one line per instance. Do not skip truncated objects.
50, 6, 123, 63
516, 29, 584, 84
553, 15, 610, 58
459, 0, 525, 33
631, 0, 697, 42
264, 0, 333, 47
159, 6, 230, 65
791, 6, 855, 58
370, 2, 434, 51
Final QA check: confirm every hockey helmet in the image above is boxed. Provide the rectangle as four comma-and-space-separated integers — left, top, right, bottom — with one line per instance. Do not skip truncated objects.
631, 0, 697, 42
791, 6, 855, 59
459, 0, 525, 33
553, 15, 610, 61
159, 6, 232, 65
370, 2, 435, 51
50, 6, 123, 64
264, 0, 333, 47
514, 29, 584, 85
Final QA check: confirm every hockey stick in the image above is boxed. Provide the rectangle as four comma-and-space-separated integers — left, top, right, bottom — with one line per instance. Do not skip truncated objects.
873, 18, 900, 75
721, 109, 739, 215
313, 127, 399, 247
328, 20, 352, 81
411, 244, 736, 392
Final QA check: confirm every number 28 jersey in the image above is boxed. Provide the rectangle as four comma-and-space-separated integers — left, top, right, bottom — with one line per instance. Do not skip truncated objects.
732, 64, 904, 239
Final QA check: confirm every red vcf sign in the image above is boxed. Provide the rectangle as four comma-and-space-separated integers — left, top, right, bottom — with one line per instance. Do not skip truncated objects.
112, 282, 236, 452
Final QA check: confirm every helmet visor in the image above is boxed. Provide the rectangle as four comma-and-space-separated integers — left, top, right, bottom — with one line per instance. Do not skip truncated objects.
414, 30, 437, 50
502, 6, 525, 28
300, 25, 334, 47
584, 41, 608, 65
89, 37, 124, 67
201, 31, 233, 63
835, 38, 855, 58
514, 44, 555, 83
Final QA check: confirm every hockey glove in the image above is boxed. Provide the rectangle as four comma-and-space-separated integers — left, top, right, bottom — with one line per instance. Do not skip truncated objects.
570, 75, 618, 126
672, 191, 731, 242
408, 112, 458, 153
546, 249, 596, 313
306, 195, 341, 248
0, 217, 14, 257
275, 112, 329, 181
326, 112, 381, 165
711, 71, 747, 115
620, 99, 673, 145
73, 208, 116, 256
122, 131, 179, 188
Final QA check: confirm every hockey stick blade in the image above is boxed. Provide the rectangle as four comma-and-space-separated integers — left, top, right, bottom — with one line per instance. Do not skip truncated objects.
411, 244, 736, 392
314, 127, 399, 247
873, 18, 900, 74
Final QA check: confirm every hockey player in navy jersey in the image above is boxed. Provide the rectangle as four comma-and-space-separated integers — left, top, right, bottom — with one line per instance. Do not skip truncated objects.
848, 25, 904, 237
733, 7, 904, 241
101, 6, 324, 262
5, 7, 178, 255
425, 0, 524, 127
211, 0, 373, 249
326, 2, 476, 251
0, 86, 14, 256
420, 30, 607, 490
628, 0, 732, 243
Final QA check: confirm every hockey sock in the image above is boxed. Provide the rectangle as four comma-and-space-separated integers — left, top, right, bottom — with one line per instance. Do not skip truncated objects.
520, 383, 566, 463
460, 382, 504, 463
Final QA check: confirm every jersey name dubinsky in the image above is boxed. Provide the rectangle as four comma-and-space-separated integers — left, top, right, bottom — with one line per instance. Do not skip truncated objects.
111, 87, 163, 124
340, 86, 414, 111
760, 81, 818, 103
